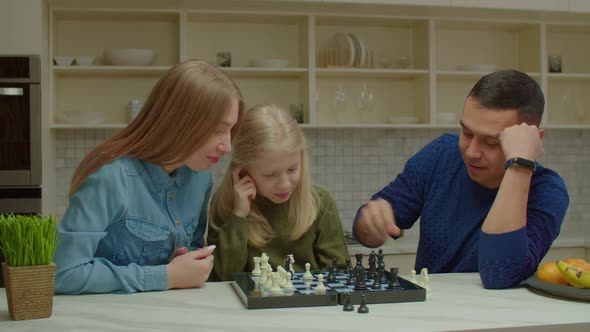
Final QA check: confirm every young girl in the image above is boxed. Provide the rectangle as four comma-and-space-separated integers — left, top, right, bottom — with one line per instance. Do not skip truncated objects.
54, 60, 244, 294
208, 104, 349, 281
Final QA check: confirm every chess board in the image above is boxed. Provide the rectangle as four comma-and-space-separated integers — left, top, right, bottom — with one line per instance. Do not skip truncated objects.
231, 270, 426, 309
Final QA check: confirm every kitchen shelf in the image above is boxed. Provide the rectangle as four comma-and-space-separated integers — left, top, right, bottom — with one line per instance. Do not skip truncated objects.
48, 6, 590, 129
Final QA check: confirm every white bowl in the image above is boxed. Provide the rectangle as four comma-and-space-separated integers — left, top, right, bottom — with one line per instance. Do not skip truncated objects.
103, 48, 156, 66
437, 112, 458, 125
251, 58, 289, 68
53, 56, 74, 66
456, 64, 496, 72
390, 116, 419, 124
62, 111, 104, 124
73, 56, 96, 66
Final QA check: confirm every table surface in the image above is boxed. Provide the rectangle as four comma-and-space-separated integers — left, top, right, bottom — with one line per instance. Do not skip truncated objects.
0, 273, 587, 332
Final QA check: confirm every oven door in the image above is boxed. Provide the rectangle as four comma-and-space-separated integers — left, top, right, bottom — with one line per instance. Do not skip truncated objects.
0, 82, 41, 186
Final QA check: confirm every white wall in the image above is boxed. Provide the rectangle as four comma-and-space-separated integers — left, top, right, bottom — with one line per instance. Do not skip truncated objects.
0, 0, 43, 54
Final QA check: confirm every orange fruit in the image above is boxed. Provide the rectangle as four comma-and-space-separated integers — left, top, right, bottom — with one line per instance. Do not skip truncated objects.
564, 258, 590, 272
536, 261, 569, 285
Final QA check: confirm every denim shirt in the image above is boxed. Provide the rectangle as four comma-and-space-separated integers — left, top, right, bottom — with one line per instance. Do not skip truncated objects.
54, 157, 212, 294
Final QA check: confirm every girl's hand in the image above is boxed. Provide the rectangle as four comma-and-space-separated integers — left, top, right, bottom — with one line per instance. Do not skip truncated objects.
232, 167, 256, 218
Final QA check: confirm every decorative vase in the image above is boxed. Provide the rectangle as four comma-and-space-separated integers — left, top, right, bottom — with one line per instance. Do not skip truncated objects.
2, 262, 56, 320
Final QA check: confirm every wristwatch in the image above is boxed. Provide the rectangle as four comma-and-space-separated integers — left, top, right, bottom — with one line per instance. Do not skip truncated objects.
504, 157, 537, 173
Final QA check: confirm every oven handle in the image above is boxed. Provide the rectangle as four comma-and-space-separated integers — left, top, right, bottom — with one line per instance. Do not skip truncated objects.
0, 87, 24, 96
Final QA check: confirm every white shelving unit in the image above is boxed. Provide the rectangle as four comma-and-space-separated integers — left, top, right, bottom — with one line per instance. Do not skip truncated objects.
48, 6, 590, 129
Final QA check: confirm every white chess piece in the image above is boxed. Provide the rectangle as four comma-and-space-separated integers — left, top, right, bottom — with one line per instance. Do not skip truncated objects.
423, 275, 431, 292
259, 265, 268, 285
269, 272, 282, 295
420, 267, 428, 278
314, 273, 326, 293
283, 272, 295, 292
264, 266, 273, 288
410, 269, 417, 284
260, 253, 269, 269
251, 257, 261, 276
418, 267, 428, 287
303, 262, 313, 282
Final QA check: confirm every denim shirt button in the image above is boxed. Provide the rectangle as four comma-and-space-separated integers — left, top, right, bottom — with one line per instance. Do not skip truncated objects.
168, 193, 174, 200
175, 220, 180, 225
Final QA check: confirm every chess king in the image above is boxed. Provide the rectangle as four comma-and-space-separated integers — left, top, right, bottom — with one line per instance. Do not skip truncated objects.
207, 104, 350, 281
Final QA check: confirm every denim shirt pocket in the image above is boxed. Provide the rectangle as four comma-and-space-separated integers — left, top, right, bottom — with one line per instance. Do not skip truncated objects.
113, 217, 173, 266
184, 216, 205, 247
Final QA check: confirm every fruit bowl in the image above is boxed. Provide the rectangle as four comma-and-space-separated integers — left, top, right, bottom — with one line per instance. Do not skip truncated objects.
103, 48, 156, 66
526, 274, 590, 301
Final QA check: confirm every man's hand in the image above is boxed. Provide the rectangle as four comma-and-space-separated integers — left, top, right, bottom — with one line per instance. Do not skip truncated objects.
500, 123, 544, 161
355, 198, 402, 247
167, 245, 215, 289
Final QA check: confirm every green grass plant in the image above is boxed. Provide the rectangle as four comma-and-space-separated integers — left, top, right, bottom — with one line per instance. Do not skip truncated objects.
0, 214, 60, 267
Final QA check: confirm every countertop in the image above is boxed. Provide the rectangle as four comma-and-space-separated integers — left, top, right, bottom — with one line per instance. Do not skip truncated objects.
1, 273, 587, 332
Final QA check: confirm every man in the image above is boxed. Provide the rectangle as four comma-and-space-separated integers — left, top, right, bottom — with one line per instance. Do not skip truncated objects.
353, 70, 569, 289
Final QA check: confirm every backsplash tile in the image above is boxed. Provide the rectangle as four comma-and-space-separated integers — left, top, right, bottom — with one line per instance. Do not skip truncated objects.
54, 128, 589, 248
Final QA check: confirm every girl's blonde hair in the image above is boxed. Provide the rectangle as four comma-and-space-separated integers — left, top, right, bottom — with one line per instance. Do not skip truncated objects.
210, 104, 318, 247
69, 60, 244, 195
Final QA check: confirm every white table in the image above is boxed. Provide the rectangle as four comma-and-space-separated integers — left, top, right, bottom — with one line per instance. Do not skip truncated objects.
0, 273, 587, 332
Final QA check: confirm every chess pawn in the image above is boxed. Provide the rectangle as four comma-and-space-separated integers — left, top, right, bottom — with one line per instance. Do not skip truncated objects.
423, 275, 431, 292
264, 266, 273, 288
314, 273, 326, 293
410, 269, 417, 284
418, 268, 428, 287
344, 257, 352, 274
303, 262, 313, 282
269, 272, 282, 295
251, 257, 262, 276
259, 265, 268, 286
283, 272, 295, 293
342, 292, 354, 312
357, 294, 369, 314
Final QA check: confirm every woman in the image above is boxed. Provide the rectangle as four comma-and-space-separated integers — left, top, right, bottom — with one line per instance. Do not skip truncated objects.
54, 60, 244, 294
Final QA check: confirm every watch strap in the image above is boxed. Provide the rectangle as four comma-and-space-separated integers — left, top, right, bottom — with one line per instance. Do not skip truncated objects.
504, 157, 537, 173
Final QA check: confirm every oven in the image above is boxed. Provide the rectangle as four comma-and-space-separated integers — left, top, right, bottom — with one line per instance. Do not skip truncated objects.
0, 55, 42, 286
0, 55, 41, 187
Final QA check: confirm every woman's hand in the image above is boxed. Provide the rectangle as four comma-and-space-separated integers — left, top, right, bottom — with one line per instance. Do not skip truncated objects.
166, 245, 215, 289
232, 167, 256, 218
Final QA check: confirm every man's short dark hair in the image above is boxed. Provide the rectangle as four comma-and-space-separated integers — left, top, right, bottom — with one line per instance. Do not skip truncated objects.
468, 70, 545, 126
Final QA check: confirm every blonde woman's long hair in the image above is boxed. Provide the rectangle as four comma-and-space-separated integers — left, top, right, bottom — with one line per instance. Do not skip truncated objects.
69, 60, 244, 195
210, 104, 318, 247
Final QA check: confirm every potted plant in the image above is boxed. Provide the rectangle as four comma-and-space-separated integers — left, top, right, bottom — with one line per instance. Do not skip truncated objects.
0, 213, 60, 320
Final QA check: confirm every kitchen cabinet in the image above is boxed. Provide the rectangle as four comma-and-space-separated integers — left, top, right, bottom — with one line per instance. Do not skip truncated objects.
48, 5, 590, 129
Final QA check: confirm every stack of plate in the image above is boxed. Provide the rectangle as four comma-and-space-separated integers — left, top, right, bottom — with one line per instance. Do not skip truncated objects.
334, 32, 367, 67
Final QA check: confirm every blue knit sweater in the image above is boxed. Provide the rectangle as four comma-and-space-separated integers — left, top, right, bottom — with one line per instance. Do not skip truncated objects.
354, 134, 569, 289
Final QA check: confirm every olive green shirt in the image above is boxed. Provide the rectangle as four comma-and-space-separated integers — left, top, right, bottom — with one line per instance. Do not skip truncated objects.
207, 186, 349, 281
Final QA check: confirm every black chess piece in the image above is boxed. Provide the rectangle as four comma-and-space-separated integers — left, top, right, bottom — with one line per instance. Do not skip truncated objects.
387, 267, 401, 289
357, 294, 369, 314
342, 293, 354, 312
371, 272, 381, 289
354, 253, 364, 270
346, 268, 355, 285
354, 266, 367, 290
368, 251, 376, 279
344, 257, 352, 274
327, 258, 337, 283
